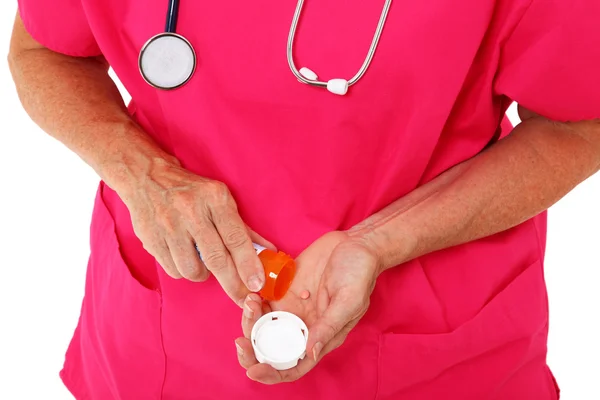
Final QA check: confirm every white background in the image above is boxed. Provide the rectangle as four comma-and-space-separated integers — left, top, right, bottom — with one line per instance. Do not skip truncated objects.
1, 2, 599, 399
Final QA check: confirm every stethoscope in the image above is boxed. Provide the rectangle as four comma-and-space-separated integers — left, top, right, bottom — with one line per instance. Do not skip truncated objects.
139, 0, 392, 95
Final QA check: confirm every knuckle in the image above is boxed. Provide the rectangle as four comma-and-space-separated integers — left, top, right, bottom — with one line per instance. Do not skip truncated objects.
223, 227, 249, 249
203, 250, 228, 273
177, 259, 197, 274
141, 238, 164, 257
180, 264, 208, 281
172, 192, 194, 211
206, 181, 230, 201
157, 215, 178, 234
322, 323, 339, 341
209, 184, 237, 212
189, 225, 208, 243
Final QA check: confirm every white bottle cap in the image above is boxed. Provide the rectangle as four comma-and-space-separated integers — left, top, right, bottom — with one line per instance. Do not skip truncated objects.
251, 311, 308, 370
327, 79, 349, 95
299, 67, 318, 81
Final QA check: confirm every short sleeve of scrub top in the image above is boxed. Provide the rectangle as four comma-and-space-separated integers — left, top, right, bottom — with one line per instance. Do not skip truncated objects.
495, 0, 600, 122
17, 0, 101, 57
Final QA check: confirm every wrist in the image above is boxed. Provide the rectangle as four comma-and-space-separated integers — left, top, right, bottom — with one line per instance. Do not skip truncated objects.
95, 121, 181, 199
345, 220, 419, 273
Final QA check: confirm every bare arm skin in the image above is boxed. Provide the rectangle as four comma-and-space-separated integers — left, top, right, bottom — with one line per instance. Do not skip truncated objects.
8, 13, 273, 307
349, 109, 600, 272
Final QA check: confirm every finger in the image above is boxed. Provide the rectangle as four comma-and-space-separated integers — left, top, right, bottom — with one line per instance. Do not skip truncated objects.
246, 353, 317, 384
246, 363, 282, 385
211, 204, 265, 293
242, 293, 265, 338
155, 239, 182, 279
247, 227, 277, 252
306, 294, 361, 361
193, 220, 249, 306
235, 337, 258, 370
260, 300, 273, 315
315, 322, 355, 362
166, 234, 209, 282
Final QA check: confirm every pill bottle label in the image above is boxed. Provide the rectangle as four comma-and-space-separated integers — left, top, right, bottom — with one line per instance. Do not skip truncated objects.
253, 243, 267, 255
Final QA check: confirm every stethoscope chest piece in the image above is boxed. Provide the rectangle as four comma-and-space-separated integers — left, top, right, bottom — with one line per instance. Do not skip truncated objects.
139, 32, 196, 90
140, 0, 392, 93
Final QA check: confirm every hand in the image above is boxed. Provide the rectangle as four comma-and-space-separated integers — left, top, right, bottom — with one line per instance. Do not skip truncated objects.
119, 157, 274, 307
235, 231, 382, 384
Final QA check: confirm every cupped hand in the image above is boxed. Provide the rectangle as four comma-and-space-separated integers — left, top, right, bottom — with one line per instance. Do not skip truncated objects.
235, 231, 382, 384
120, 157, 274, 307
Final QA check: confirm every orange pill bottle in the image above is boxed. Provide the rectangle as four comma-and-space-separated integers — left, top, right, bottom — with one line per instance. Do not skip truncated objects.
253, 244, 296, 301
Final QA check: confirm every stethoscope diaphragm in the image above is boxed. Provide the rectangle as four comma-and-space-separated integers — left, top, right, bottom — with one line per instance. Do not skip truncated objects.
138, 32, 196, 90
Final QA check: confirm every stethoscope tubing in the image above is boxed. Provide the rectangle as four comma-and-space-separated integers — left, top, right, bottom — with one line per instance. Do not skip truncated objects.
166, 0, 180, 33
287, 0, 393, 88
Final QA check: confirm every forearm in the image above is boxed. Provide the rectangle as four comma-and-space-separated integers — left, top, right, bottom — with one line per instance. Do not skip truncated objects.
349, 115, 600, 271
7, 14, 176, 198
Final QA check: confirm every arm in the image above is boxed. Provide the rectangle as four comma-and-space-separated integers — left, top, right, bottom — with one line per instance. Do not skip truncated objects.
349, 109, 600, 271
8, 12, 272, 305
7, 13, 175, 199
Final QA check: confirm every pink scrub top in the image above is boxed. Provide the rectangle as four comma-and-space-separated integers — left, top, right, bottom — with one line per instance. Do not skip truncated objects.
18, 0, 600, 398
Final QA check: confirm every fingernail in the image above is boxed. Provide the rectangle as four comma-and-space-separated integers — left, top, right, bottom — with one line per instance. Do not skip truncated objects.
243, 301, 254, 319
248, 293, 261, 303
235, 342, 244, 356
247, 274, 264, 292
313, 342, 323, 361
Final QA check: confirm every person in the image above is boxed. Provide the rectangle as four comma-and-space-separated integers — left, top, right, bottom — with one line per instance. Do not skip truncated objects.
7, 0, 600, 398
